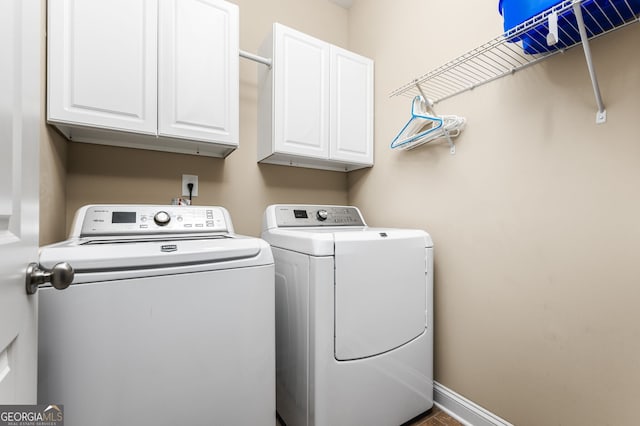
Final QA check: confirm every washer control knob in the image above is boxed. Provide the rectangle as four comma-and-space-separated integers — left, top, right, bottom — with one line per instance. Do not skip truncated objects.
154, 211, 171, 226
316, 209, 328, 221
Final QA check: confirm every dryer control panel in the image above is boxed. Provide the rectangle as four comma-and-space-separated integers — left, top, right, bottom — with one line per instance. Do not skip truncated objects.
76, 205, 231, 237
272, 205, 366, 227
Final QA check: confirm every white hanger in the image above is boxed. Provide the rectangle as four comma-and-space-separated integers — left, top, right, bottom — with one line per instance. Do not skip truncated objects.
390, 93, 466, 154
390, 96, 443, 149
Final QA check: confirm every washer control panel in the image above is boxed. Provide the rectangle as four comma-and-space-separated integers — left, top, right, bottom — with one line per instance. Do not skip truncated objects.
274, 205, 365, 227
79, 205, 229, 236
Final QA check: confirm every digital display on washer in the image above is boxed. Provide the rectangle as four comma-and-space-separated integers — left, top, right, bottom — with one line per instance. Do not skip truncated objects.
293, 210, 308, 219
112, 211, 136, 224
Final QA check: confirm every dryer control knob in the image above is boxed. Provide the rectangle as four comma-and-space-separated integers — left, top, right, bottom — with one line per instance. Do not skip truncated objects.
316, 209, 328, 221
154, 211, 171, 226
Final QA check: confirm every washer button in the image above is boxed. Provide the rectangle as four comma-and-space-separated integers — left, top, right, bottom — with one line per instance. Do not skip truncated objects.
154, 211, 171, 226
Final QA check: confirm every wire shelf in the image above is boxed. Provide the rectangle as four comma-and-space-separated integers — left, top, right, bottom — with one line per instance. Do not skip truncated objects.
390, 0, 640, 105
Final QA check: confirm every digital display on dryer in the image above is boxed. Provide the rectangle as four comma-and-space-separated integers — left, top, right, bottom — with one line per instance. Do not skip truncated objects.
293, 209, 308, 219
112, 211, 136, 224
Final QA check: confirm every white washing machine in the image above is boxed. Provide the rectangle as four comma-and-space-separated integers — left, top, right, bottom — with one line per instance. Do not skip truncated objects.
37, 205, 275, 426
261, 205, 433, 426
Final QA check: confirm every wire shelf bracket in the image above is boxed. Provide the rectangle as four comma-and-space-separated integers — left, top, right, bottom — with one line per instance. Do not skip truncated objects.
415, 83, 457, 154
572, 2, 607, 123
390, 0, 640, 124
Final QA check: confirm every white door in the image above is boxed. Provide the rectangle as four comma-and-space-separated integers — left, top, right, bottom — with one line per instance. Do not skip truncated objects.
330, 45, 374, 166
0, 0, 41, 403
47, 0, 158, 135
273, 24, 330, 159
158, 0, 239, 146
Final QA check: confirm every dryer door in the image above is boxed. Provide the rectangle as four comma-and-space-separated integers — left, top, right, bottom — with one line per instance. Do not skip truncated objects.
334, 230, 427, 360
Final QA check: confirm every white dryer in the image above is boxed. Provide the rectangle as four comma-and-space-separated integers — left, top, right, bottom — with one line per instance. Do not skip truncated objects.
37, 205, 274, 426
262, 205, 433, 426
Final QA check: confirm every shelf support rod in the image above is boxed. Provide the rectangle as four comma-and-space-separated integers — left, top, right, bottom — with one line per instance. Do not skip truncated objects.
572, 2, 607, 124
414, 81, 455, 154
443, 128, 456, 155
239, 49, 272, 68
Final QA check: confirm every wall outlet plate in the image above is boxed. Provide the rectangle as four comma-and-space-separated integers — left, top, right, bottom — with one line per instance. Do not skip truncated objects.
182, 174, 199, 197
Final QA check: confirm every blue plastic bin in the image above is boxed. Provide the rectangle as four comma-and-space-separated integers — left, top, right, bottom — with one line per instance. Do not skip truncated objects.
499, 0, 559, 40
499, 0, 640, 54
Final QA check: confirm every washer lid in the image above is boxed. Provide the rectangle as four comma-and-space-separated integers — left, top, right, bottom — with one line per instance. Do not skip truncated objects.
39, 235, 266, 272
334, 231, 427, 360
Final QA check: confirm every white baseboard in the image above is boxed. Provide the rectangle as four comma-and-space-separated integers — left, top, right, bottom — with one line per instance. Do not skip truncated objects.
433, 382, 513, 426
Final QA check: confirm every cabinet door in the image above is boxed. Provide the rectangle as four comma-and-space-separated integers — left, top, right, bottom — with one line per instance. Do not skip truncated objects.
330, 46, 374, 165
47, 0, 157, 134
158, 0, 239, 146
273, 24, 330, 159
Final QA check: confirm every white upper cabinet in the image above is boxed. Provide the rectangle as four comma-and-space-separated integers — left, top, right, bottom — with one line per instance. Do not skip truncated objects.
330, 45, 374, 166
47, 0, 158, 134
258, 23, 374, 172
158, 0, 238, 145
47, 0, 239, 158
273, 25, 330, 160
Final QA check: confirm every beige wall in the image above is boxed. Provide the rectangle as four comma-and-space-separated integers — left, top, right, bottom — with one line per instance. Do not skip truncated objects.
51, 0, 351, 239
348, 1, 640, 425
40, 0, 67, 246
39, 127, 67, 245
65, 142, 347, 236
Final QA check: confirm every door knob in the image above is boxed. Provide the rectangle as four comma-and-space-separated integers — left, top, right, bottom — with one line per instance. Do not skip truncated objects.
26, 262, 74, 295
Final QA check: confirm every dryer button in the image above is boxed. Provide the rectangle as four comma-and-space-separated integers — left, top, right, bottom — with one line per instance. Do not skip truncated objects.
316, 209, 328, 221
